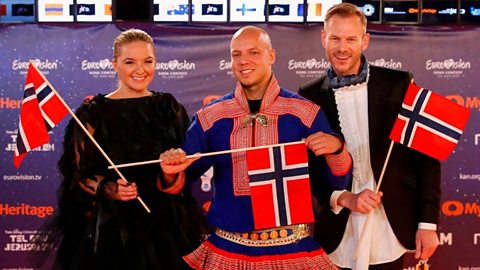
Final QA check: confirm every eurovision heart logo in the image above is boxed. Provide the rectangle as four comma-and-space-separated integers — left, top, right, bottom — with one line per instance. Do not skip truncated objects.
306, 58, 316, 69
100, 59, 110, 69
168, 60, 179, 70
443, 58, 454, 70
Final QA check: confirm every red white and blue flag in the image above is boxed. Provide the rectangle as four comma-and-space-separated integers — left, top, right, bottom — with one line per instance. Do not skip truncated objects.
246, 142, 314, 230
14, 63, 69, 168
389, 83, 470, 161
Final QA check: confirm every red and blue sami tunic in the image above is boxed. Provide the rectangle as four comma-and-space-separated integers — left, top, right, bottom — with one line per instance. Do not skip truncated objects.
181, 76, 351, 269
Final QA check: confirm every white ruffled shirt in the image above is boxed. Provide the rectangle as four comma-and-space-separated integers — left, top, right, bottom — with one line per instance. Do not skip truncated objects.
328, 77, 407, 270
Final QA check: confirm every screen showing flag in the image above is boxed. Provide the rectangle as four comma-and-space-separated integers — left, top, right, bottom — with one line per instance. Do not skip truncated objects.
38, 0, 73, 22
389, 83, 470, 161
246, 143, 314, 230
192, 0, 226, 22
0, 0, 35, 22
76, 0, 112, 22
153, 0, 190, 22
14, 63, 69, 168
306, 0, 341, 22
230, 1, 265, 22
268, 0, 303, 22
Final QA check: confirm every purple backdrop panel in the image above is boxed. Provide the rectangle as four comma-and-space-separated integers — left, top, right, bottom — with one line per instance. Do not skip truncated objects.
0, 23, 479, 269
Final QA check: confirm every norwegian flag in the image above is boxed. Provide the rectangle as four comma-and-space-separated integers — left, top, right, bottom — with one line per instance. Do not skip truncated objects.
389, 83, 470, 161
246, 142, 314, 230
14, 63, 69, 168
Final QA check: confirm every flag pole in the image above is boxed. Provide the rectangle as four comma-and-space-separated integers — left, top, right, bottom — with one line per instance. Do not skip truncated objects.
353, 140, 394, 260
29, 61, 151, 213
108, 140, 306, 170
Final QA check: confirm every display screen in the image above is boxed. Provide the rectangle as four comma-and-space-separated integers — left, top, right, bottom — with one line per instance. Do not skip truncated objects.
153, 0, 190, 22
37, 0, 74, 22
306, 0, 341, 22
461, 0, 480, 23
230, 1, 266, 22
344, 0, 381, 23
75, 0, 112, 22
420, 0, 459, 24
268, 0, 304, 22
191, 0, 227, 22
383, 0, 419, 23
0, 0, 35, 22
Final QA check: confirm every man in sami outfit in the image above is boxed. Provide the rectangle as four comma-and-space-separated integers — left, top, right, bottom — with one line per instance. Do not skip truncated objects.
158, 26, 353, 270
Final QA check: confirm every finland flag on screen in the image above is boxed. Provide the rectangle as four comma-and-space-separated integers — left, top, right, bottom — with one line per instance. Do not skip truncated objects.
230, 1, 266, 22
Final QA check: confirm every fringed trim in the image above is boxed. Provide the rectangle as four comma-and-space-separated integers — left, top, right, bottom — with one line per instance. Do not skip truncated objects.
156, 171, 185, 194
184, 241, 339, 270
325, 144, 352, 176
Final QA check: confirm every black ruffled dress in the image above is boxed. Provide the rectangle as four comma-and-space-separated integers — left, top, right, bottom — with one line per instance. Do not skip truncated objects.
50, 92, 209, 270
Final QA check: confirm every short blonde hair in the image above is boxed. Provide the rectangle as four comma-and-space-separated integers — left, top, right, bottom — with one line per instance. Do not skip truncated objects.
325, 3, 367, 33
113, 29, 155, 60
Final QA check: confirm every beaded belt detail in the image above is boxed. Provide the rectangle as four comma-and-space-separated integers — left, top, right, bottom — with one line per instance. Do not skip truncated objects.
215, 224, 310, 247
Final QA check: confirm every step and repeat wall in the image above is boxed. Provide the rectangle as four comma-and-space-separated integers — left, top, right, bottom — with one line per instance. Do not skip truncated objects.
0, 23, 479, 269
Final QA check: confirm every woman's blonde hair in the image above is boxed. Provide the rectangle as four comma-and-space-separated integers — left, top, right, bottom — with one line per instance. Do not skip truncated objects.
113, 29, 155, 60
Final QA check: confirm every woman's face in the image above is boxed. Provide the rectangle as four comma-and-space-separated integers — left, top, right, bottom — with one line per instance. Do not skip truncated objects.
112, 41, 156, 94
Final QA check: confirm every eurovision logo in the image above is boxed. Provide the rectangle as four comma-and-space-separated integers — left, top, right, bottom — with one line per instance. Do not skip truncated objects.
12, 59, 59, 70
81, 59, 115, 78
426, 58, 471, 79
156, 59, 196, 79
287, 58, 329, 78
11, 59, 58, 75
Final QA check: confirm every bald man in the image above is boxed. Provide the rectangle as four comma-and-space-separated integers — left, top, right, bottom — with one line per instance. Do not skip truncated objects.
159, 26, 353, 270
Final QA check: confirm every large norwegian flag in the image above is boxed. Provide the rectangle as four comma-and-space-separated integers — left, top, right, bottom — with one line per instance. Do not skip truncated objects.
246, 142, 314, 230
14, 63, 69, 168
389, 83, 470, 161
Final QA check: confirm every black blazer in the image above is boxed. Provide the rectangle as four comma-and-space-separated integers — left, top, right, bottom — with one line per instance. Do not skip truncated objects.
299, 65, 441, 252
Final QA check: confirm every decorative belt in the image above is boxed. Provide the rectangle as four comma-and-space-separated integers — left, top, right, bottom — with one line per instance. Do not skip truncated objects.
215, 224, 310, 247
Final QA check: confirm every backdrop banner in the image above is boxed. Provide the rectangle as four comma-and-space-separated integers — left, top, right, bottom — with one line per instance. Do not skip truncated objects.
0, 23, 479, 270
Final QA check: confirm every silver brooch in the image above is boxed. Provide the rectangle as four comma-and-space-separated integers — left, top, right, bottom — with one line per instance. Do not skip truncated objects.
241, 114, 268, 128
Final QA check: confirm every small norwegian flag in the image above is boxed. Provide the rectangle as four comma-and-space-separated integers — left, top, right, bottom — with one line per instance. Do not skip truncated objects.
246, 142, 314, 230
14, 63, 69, 168
389, 83, 470, 161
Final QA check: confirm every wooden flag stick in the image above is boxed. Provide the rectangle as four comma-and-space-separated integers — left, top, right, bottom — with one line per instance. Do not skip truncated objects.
353, 140, 395, 260
30, 61, 151, 213
108, 140, 306, 170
